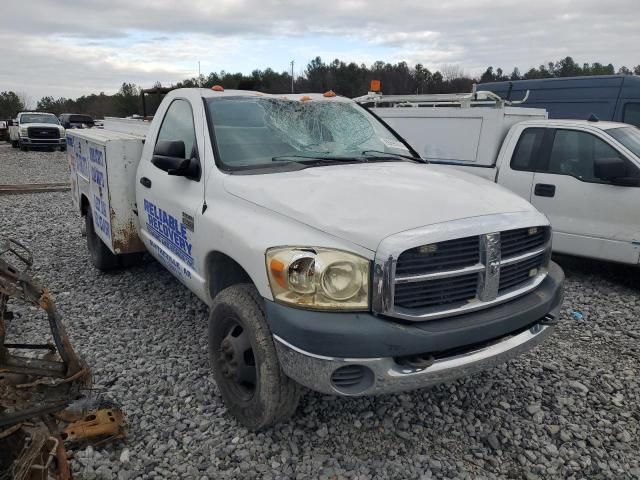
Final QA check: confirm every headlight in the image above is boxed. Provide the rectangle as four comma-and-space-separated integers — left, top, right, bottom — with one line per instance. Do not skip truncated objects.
60, 130, 66, 137
266, 247, 369, 310
19, 128, 28, 136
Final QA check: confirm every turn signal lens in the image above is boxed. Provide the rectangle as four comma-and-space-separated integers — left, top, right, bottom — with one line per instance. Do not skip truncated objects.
269, 259, 287, 288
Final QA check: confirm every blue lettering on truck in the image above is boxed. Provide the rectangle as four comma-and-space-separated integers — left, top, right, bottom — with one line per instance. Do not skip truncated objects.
143, 199, 194, 268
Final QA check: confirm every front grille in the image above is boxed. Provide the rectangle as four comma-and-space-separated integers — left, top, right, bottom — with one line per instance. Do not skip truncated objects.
499, 254, 545, 292
501, 227, 548, 257
395, 273, 478, 309
27, 127, 60, 139
396, 236, 479, 275
391, 226, 550, 319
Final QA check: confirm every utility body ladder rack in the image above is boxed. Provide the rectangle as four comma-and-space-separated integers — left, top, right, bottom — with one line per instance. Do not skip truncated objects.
354, 85, 530, 109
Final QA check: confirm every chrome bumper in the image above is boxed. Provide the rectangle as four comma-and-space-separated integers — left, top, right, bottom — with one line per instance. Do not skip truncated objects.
274, 322, 555, 396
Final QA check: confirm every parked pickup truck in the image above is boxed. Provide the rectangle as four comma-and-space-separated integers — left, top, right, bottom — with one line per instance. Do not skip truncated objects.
359, 91, 640, 265
67, 87, 564, 429
9, 112, 66, 151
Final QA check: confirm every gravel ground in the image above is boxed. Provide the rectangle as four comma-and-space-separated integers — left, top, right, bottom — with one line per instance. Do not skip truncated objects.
1, 145, 639, 479
0, 143, 69, 184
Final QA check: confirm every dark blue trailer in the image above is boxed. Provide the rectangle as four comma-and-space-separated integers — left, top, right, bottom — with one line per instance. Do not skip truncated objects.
480, 75, 640, 127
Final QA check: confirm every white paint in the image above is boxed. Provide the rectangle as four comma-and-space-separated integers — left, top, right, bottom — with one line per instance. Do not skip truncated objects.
68, 128, 145, 254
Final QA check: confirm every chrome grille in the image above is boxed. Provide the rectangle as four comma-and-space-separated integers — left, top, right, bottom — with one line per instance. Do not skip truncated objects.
501, 227, 547, 257
395, 236, 480, 275
395, 272, 479, 309
385, 225, 551, 321
499, 253, 545, 292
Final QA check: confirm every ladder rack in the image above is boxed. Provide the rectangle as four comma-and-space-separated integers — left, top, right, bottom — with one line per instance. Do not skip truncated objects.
353, 85, 530, 109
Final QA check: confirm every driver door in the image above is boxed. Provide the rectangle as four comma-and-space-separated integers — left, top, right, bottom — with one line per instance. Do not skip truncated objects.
136, 97, 206, 288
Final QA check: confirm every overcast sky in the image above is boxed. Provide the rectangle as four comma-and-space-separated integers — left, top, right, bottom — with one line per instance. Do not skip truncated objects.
2, 0, 639, 102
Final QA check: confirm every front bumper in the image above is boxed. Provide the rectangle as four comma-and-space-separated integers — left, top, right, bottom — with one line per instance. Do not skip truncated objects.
274, 322, 555, 395
267, 261, 564, 396
20, 137, 66, 146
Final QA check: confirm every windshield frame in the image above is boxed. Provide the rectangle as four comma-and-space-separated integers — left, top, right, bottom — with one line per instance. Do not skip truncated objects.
608, 126, 640, 159
202, 95, 421, 174
19, 113, 60, 125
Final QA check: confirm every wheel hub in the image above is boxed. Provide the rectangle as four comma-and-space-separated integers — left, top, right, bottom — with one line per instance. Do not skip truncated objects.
218, 324, 256, 394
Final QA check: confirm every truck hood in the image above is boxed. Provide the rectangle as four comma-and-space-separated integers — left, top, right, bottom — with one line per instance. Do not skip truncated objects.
223, 162, 537, 251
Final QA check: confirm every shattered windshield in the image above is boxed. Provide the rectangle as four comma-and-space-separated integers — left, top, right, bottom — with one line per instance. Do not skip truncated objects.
205, 96, 415, 170
20, 114, 59, 125
608, 126, 640, 158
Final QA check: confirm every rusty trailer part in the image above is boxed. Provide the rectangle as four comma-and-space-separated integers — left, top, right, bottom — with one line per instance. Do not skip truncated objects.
62, 408, 125, 444
0, 237, 90, 428
0, 183, 71, 195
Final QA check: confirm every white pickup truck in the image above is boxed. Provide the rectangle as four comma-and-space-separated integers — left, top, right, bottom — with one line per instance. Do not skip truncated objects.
68, 87, 564, 429
360, 91, 640, 265
9, 111, 67, 151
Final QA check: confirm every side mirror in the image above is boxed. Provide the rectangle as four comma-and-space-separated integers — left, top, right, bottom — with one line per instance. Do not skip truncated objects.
594, 157, 626, 181
151, 140, 200, 179
594, 157, 640, 186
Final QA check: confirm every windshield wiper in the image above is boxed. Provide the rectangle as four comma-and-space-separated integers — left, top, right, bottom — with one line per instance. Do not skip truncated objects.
361, 150, 427, 163
272, 155, 367, 163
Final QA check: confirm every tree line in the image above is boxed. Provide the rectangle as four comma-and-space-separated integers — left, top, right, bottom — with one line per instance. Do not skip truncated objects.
1, 56, 639, 120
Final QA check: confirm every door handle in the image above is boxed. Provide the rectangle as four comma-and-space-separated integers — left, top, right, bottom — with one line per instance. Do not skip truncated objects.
534, 183, 555, 197
139, 177, 152, 188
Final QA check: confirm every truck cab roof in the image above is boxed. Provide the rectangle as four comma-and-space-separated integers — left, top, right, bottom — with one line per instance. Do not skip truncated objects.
188, 88, 351, 103
515, 118, 631, 131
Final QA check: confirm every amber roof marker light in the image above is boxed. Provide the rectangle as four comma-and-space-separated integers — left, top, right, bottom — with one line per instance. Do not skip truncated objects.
211, 85, 224, 91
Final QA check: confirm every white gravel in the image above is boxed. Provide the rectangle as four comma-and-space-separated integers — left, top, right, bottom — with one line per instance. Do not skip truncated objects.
0, 143, 69, 184
1, 146, 639, 479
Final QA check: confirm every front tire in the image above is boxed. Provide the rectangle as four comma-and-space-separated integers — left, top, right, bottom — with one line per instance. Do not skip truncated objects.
209, 284, 301, 430
19, 141, 27, 151
11, 140, 17, 148
85, 209, 119, 270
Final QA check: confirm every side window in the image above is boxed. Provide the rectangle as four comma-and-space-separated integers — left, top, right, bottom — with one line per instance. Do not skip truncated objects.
546, 129, 624, 182
623, 103, 640, 128
156, 99, 196, 159
510, 128, 545, 171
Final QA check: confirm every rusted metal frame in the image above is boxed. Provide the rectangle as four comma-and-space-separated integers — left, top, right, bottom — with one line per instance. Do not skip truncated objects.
0, 238, 90, 427
0, 239, 84, 377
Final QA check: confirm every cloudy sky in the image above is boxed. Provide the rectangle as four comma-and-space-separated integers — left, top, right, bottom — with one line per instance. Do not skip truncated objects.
2, 0, 638, 102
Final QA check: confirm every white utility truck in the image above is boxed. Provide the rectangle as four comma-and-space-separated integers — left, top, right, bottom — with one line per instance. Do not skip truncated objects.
68, 87, 564, 429
359, 90, 640, 265
9, 112, 66, 151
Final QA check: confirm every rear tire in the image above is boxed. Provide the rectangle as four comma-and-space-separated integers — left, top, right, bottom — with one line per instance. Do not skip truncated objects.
85, 209, 119, 270
209, 284, 301, 430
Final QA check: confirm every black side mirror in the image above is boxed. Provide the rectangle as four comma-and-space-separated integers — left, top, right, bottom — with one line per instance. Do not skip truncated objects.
594, 157, 640, 186
594, 157, 626, 180
151, 140, 200, 179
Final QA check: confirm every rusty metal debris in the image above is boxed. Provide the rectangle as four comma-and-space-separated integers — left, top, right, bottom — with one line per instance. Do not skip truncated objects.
0, 238, 90, 479
62, 407, 125, 445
